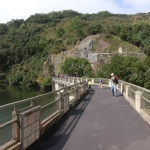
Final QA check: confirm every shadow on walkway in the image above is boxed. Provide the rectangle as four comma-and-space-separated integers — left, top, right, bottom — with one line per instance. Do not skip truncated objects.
28, 89, 95, 150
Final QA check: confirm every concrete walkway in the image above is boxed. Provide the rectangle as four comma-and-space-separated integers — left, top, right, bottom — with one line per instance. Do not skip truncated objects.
28, 86, 150, 150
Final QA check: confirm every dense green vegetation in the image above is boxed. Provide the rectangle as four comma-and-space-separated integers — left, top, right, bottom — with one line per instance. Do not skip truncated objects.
97, 55, 150, 89
0, 10, 150, 87
61, 58, 94, 77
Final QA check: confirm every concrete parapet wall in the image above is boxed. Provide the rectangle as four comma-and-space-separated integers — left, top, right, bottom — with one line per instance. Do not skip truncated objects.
117, 81, 150, 128
19, 106, 41, 150
77, 86, 81, 99
41, 111, 61, 136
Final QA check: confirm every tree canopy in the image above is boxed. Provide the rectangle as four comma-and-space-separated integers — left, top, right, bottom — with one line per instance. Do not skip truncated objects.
61, 58, 94, 77
97, 55, 150, 89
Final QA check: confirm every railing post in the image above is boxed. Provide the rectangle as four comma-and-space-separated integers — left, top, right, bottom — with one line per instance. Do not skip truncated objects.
85, 82, 88, 92
12, 107, 20, 142
109, 79, 111, 87
135, 91, 143, 114
52, 78, 55, 91
31, 100, 35, 106
76, 85, 81, 100
120, 83, 124, 94
55, 82, 59, 90
60, 92, 64, 116
83, 83, 86, 93
92, 78, 94, 84
72, 78, 75, 84
77, 78, 80, 83
125, 86, 130, 99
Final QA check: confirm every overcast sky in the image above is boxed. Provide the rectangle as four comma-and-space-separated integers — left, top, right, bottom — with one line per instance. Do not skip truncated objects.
0, 0, 150, 23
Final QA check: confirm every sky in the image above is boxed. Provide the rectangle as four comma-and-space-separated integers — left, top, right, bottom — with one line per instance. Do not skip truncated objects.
0, 0, 150, 23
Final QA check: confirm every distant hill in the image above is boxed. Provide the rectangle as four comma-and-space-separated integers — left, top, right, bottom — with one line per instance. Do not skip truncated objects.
0, 10, 150, 86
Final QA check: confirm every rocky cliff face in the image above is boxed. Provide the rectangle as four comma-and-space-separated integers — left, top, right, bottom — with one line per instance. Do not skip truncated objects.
46, 35, 145, 75
49, 35, 108, 74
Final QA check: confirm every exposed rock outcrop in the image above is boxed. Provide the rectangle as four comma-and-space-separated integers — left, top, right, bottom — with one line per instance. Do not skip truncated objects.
50, 35, 100, 74
48, 35, 145, 74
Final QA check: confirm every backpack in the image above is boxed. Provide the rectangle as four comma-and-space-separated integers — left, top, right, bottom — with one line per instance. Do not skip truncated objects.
115, 76, 119, 84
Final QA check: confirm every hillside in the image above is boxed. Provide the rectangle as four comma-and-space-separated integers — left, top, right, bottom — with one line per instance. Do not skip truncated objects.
0, 10, 150, 86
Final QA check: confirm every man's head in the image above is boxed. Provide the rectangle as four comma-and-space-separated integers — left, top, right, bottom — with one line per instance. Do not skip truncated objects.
110, 73, 114, 76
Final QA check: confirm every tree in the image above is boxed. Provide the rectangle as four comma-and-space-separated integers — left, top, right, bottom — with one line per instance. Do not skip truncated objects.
87, 23, 103, 35
61, 58, 94, 77
96, 55, 139, 81
144, 68, 150, 89
0, 23, 8, 35
129, 60, 146, 87
7, 19, 24, 29
26, 13, 51, 24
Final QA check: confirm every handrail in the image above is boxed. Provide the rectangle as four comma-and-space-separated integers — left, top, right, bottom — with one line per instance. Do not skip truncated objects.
142, 96, 150, 103
0, 119, 17, 129
0, 81, 85, 110
119, 80, 150, 93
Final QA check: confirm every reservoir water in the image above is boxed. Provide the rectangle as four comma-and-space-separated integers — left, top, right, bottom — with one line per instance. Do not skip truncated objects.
0, 83, 50, 106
